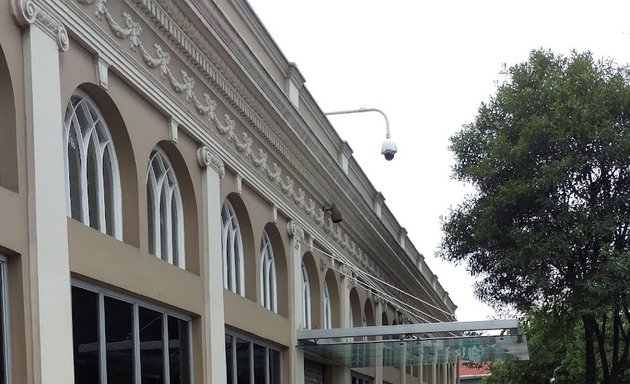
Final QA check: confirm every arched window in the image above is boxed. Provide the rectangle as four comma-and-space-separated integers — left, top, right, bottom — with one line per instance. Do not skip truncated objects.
259, 231, 277, 312
63, 91, 121, 239
146, 147, 184, 268
221, 201, 244, 295
323, 282, 332, 329
301, 264, 311, 329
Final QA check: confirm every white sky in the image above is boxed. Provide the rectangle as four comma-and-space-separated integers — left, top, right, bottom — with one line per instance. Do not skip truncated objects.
246, 0, 630, 321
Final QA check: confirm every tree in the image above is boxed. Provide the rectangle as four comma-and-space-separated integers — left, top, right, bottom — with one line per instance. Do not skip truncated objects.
481, 307, 585, 384
440, 49, 630, 383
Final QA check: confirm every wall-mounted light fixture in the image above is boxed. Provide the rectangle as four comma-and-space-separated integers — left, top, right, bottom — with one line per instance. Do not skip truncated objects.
323, 203, 343, 223
325, 108, 398, 161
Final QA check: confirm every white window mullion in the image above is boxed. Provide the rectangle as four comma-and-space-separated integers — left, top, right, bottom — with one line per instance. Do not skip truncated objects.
133, 304, 141, 384
98, 293, 107, 384
163, 314, 170, 384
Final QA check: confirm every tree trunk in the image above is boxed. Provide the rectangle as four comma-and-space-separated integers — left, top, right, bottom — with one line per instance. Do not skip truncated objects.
584, 314, 597, 384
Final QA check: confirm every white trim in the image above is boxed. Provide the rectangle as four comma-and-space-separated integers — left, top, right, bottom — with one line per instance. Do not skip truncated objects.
259, 230, 277, 312
323, 282, 331, 330
221, 201, 244, 295
146, 147, 185, 268
301, 264, 311, 329
63, 90, 122, 239
297, 319, 520, 341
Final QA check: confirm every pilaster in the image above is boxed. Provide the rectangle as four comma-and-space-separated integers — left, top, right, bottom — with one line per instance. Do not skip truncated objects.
288, 220, 305, 384
197, 145, 227, 384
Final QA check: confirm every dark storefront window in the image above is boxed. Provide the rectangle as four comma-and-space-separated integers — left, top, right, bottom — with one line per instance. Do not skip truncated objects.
225, 330, 282, 384
72, 284, 192, 384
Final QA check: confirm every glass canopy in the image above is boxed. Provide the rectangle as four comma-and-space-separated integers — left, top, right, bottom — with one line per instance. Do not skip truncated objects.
299, 334, 529, 368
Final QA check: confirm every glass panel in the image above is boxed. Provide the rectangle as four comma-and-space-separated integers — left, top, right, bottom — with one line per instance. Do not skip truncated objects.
105, 296, 134, 384
103, 146, 114, 236
171, 193, 180, 266
139, 307, 163, 384
269, 349, 281, 384
167, 316, 190, 384
225, 334, 234, 384
253, 344, 265, 384
160, 185, 168, 261
147, 182, 155, 256
87, 136, 99, 230
236, 338, 250, 384
71, 287, 100, 384
67, 126, 82, 221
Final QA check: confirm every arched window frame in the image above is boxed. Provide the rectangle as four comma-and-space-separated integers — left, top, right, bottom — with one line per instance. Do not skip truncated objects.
301, 264, 311, 329
259, 230, 277, 312
146, 147, 185, 268
63, 90, 122, 239
323, 281, 332, 329
221, 201, 244, 295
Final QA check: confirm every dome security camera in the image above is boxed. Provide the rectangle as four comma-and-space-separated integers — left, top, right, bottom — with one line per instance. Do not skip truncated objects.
381, 139, 397, 161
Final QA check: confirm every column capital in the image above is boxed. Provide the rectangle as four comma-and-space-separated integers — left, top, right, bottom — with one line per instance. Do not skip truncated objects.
196, 145, 225, 178
287, 220, 304, 243
11, 0, 69, 51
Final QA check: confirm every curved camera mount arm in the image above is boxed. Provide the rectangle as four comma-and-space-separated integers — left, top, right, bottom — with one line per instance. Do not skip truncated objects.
324, 108, 391, 139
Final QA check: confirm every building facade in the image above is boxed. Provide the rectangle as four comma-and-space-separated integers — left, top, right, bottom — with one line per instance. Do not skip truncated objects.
0, 0, 458, 383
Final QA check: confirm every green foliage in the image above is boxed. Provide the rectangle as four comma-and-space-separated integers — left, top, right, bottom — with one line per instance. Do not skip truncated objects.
481, 308, 584, 384
441, 49, 630, 383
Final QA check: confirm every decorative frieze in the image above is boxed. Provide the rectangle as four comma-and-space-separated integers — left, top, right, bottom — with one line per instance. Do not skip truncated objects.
72, 0, 384, 280
11, 0, 69, 51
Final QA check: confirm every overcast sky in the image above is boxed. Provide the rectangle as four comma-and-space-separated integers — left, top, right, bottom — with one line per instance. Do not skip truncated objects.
246, 0, 630, 321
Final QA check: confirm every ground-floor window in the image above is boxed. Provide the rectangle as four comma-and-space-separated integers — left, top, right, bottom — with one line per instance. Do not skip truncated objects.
225, 330, 281, 384
352, 375, 371, 384
71, 282, 192, 384
0, 257, 9, 384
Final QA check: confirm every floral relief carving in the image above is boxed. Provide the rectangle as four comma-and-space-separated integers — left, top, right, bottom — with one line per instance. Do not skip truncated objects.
74, 0, 384, 282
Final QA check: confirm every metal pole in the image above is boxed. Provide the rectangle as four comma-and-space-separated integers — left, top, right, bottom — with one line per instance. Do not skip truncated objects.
325, 108, 391, 139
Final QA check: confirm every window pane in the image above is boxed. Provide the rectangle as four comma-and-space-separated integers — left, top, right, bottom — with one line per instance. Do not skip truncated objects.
225, 334, 234, 384
103, 146, 114, 236
236, 338, 250, 384
147, 182, 155, 256
67, 127, 82, 221
71, 287, 100, 384
139, 307, 163, 384
269, 349, 280, 384
87, 136, 99, 230
171, 194, 180, 266
253, 344, 265, 384
105, 296, 134, 384
167, 316, 190, 384
160, 187, 168, 261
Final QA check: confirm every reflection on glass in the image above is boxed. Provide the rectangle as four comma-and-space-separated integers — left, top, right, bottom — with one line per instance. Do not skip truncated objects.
168, 316, 190, 384
225, 334, 233, 384
72, 287, 99, 384
269, 349, 281, 384
139, 307, 163, 384
236, 338, 250, 384
253, 343, 265, 384
105, 296, 134, 384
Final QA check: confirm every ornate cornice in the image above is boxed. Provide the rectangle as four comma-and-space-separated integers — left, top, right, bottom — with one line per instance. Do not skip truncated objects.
71, 0, 386, 280
11, 0, 69, 51
196, 146, 225, 178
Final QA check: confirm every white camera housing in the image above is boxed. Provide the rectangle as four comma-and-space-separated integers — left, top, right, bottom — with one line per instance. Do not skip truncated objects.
381, 139, 397, 161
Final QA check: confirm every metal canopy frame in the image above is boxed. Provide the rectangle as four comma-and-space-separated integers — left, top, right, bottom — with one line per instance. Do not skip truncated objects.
297, 319, 519, 342
297, 319, 528, 368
